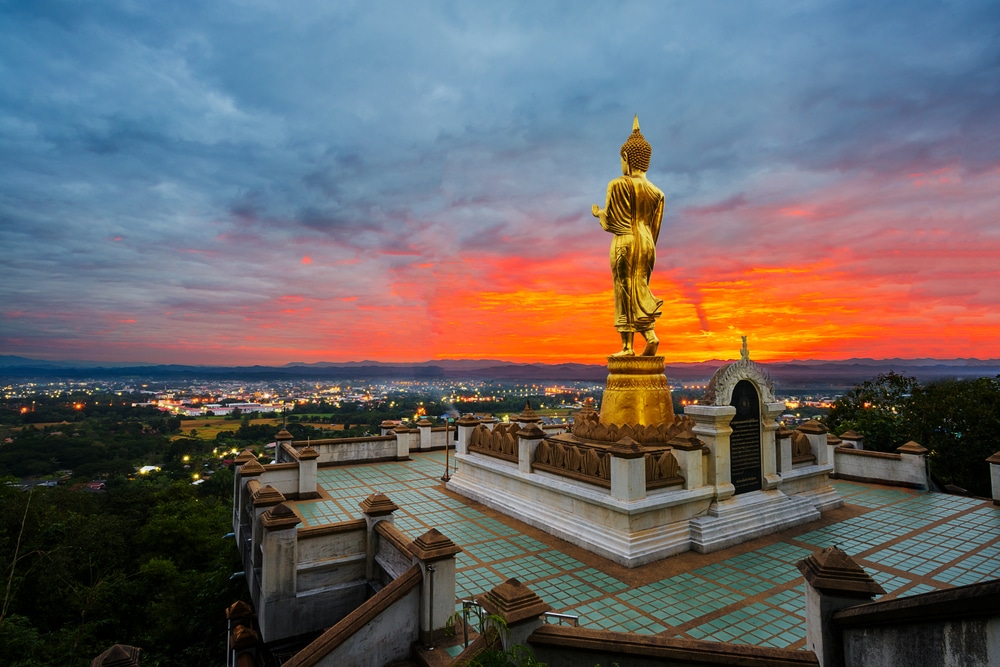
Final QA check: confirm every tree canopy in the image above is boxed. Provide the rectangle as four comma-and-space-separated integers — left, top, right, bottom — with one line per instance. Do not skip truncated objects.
826, 373, 1000, 496
0, 474, 244, 666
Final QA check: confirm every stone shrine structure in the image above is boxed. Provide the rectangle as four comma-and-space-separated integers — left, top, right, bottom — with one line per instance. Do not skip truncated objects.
446, 118, 841, 566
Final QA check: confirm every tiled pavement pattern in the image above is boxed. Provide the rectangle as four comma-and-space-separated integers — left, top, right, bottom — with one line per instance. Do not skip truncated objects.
292, 452, 1000, 650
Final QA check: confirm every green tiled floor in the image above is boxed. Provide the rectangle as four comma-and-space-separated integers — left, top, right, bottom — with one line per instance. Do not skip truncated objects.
295, 452, 1000, 649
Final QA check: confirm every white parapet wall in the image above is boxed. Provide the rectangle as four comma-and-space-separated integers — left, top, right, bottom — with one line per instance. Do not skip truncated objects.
297, 436, 400, 465
448, 449, 714, 567
833, 443, 928, 490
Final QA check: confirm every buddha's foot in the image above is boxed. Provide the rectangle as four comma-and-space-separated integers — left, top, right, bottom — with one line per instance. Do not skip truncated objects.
641, 340, 659, 356
611, 348, 635, 357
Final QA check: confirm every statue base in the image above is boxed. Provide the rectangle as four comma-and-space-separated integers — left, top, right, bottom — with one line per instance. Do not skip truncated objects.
599, 356, 674, 428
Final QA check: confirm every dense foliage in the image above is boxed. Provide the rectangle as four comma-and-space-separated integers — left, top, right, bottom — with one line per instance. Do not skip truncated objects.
0, 473, 244, 666
0, 394, 182, 479
826, 373, 1000, 496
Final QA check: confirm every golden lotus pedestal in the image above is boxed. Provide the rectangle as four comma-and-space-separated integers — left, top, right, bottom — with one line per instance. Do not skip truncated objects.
599, 356, 674, 428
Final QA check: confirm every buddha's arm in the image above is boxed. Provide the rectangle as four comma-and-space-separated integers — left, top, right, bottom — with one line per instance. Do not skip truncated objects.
651, 195, 664, 244
592, 182, 616, 231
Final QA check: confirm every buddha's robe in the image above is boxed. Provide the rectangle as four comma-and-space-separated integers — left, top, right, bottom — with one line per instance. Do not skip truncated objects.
599, 175, 665, 333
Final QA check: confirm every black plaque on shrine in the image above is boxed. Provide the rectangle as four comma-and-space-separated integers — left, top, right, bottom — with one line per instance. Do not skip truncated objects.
729, 379, 762, 495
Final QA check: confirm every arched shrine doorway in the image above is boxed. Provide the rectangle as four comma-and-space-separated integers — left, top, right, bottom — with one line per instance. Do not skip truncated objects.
729, 379, 762, 495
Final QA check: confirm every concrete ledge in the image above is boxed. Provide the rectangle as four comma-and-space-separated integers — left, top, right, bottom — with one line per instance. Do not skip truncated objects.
448, 453, 713, 566
690, 491, 820, 553
832, 473, 926, 490
297, 519, 367, 538
833, 579, 1000, 628
529, 624, 819, 666
282, 565, 422, 667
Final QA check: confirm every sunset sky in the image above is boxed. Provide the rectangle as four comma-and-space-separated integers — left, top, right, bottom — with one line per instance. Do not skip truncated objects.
2, 1, 999, 366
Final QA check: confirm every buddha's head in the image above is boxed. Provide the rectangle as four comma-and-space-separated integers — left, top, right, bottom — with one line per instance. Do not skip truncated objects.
620, 115, 652, 173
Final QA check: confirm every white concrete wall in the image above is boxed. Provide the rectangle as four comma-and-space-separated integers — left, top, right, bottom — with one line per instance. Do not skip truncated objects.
309, 584, 421, 667
307, 437, 398, 465
834, 448, 927, 489
258, 466, 300, 497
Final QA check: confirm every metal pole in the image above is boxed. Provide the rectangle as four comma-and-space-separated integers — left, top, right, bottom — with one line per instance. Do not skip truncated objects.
441, 416, 451, 482
426, 564, 436, 648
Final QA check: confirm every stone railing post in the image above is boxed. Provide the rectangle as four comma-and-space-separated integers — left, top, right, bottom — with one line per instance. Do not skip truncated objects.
825, 434, 842, 477
668, 430, 705, 490
797, 546, 884, 667
407, 528, 462, 644
478, 578, 552, 650
762, 401, 784, 490
896, 441, 929, 490
839, 430, 864, 451
274, 429, 294, 463
609, 437, 646, 502
776, 427, 793, 474
226, 601, 257, 667
797, 420, 831, 466
251, 485, 285, 572
297, 446, 319, 499
233, 451, 261, 541
259, 503, 301, 640
455, 415, 480, 455
417, 418, 433, 451
684, 404, 737, 501
359, 492, 399, 581
988, 452, 1000, 505
393, 423, 412, 460
517, 424, 544, 474
380, 420, 397, 436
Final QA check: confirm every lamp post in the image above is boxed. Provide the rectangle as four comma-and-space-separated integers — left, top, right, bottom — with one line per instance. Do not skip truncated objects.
441, 416, 451, 482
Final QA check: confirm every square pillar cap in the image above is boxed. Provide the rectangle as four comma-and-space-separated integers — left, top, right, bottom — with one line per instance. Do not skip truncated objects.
359, 492, 399, 516
797, 546, 885, 599
275, 429, 294, 442
456, 415, 481, 426
252, 484, 285, 507
797, 419, 828, 435
827, 434, 842, 446
261, 503, 301, 531
986, 451, 1000, 464
839, 430, 862, 440
667, 429, 704, 451
417, 418, 433, 427
777, 427, 795, 439
517, 423, 545, 439
238, 458, 265, 476
234, 449, 257, 465
297, 446, 319, 460
226, 600, 254, 621
230, 625, 260, 651
516, 401, 543, 423
407, 527, 461, 561
609, 437, 645, 459
896, 441, 928, 455
91, 644, 142, 667
478, 578, 552, 625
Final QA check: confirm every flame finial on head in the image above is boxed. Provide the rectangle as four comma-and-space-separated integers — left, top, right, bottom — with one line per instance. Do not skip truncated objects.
621, 114, 652, 171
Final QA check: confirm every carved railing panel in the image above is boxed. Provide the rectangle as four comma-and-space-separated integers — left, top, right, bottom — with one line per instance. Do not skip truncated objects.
533, 439, 611, 488
572, 413, 696, 445
791, 432, 816, 465
645, 449, 684, 489
468, 423, 519, 463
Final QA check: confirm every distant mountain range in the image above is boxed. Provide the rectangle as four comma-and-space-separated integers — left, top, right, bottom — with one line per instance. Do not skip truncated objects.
2, 355, 999, 388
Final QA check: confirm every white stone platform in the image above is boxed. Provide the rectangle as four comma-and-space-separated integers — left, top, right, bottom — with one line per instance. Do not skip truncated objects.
689, 489, 820, 553
447, 452, 714, 568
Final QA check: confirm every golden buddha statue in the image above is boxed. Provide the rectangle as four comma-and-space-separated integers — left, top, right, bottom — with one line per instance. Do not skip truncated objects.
592, 116, 665, 357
